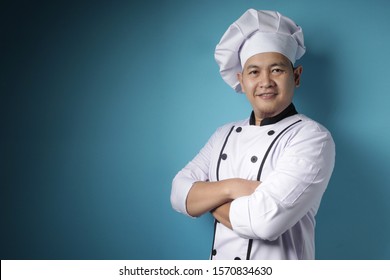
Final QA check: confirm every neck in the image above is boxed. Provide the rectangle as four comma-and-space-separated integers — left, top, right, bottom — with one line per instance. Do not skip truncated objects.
254, 113, 273, 126
249, 103, 298, 126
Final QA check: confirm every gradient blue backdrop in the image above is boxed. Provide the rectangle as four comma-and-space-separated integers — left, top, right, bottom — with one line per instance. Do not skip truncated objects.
2, 0, 390, 259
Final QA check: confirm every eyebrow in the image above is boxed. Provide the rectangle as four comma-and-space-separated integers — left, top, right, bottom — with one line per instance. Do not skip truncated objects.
245, 62, 290, 70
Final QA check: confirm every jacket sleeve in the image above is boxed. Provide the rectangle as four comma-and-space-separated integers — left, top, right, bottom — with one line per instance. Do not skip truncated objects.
229, 122, 336, 241
170, 126, 224, 217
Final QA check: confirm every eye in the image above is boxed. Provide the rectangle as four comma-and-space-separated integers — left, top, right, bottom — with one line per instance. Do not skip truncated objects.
248, 70, 259, 76
271, 68, 284, 74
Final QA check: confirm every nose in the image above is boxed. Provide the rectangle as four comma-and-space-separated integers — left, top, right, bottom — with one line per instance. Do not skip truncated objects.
258, 71, 274, 88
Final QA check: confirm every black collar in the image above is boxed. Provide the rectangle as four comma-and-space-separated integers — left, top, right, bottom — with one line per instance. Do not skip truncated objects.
249, 103, 298, 126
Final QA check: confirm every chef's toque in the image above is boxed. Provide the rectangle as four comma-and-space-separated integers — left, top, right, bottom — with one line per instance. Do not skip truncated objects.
215, 9, 306, 92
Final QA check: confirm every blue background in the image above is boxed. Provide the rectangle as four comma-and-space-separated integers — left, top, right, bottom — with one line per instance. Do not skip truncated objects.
2, 0, 390, 259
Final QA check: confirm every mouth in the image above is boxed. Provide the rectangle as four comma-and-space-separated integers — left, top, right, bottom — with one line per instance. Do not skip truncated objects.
255, 92, 278, 99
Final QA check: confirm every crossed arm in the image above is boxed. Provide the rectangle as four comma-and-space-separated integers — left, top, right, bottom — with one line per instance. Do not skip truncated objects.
186, 179, 260, 229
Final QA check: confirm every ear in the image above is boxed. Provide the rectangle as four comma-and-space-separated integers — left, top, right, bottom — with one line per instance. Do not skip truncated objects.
293, 65, 303, 87
237, 72, 243, 83
237, 72, 244, 91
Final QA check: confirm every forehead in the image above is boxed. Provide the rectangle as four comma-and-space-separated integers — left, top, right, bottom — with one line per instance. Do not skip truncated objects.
243, 52, 291, 69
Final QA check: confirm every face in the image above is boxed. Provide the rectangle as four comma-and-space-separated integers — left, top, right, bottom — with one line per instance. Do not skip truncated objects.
237, 52, 303, 124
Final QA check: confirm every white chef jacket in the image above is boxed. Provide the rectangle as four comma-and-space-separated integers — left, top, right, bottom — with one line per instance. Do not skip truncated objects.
171, 104, 335, 260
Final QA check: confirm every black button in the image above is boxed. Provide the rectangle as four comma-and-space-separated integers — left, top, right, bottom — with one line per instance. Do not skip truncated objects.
251, 156, 258, 163
212, 249, 217, 256
221, 153, 227, 160
268, 130, 275, 136
234, 257, 241, 260
236, 127, 242, 133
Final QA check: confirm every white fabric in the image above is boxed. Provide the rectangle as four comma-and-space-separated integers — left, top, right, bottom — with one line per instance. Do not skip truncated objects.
171, 114, 335, 260
239, 32, 298, 68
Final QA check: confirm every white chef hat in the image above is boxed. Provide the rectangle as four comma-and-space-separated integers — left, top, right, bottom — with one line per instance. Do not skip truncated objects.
215, 9, 306, 92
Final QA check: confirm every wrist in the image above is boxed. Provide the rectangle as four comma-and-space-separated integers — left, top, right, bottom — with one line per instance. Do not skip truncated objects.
222, 178, 238, 200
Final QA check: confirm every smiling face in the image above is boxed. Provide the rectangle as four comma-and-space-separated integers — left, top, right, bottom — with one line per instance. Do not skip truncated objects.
237, 52, 303, 125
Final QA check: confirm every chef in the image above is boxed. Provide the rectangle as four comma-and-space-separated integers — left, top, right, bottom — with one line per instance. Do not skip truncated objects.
171, 9, 335, 260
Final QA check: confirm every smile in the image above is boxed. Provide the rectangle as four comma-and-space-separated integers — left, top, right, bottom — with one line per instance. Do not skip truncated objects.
256, 93, 278, 99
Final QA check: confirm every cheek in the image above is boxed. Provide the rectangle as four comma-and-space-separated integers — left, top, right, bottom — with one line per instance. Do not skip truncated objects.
244, 92, 256, 105
241, 79, 256, 93
279, 77, 296, 92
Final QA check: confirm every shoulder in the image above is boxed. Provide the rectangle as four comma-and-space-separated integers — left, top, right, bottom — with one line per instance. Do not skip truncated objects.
294, 114, 333, 135
288, 114, 335, 152
205, 117, 250, 144
214, 117, 249, 134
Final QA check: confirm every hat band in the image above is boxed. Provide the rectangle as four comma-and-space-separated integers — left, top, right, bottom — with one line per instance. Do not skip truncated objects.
239, 32, 298, 68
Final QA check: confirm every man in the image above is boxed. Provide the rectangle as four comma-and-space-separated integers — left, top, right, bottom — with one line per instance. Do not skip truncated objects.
171, 9, 335, 260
